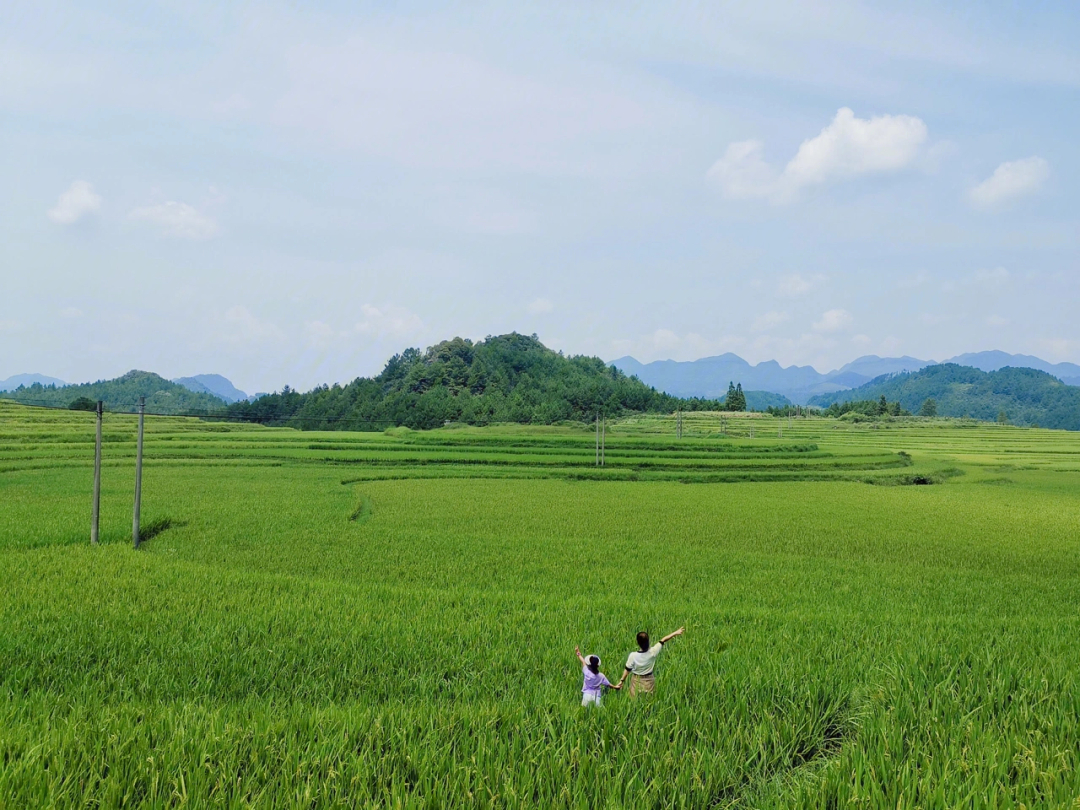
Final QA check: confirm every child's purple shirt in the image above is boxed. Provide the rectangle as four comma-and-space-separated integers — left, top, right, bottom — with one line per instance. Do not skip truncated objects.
582, 666, 612, 693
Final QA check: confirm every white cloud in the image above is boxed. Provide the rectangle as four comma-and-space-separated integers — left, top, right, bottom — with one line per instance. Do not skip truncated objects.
708, 108, 929, 202
986, 314, 1010, 327
938, 267, 1010, 294
221, 306, 284, 344
969, 157, 1049, 208
751, 310, 789, 332
897, 271, 929, 290
302, 307, 424, 351
613, 328, 728, 361
706, 140, 777, 200
1037, 338, 1074, 360
354, 304, 423, 338
0, 319, 22, 332
649, 328, 682, 353
851, 334, 872, 345
610, 327, 850, 370
812, 309, 854, 333
527, 297, 554, 315
784, 108, 928, 188
59, 307, 83, 319
129, 201, 218, 239
268, 32, 677, 176
305, 320, 336, 349
776, 273, 826, 298
970, 266, 1010, 289
48, 180, 102, 224
878, 336, 902, 355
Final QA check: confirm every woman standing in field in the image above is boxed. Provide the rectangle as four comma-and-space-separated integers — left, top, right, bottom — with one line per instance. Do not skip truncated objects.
614, 627, 684, 696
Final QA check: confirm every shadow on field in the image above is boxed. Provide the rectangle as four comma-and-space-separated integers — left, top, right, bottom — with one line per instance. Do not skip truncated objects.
720, 704, 854, 807
863, 467, 965, 486
138, 517, 184, 543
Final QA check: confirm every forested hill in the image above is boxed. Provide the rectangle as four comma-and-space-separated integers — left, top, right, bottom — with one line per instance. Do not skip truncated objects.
0, 370, 227, 414
225, 333, 723, 430
807, 364, 1080, 430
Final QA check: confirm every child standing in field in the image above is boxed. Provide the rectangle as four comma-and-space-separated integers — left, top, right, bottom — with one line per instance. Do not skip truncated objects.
575, 646, 619, 707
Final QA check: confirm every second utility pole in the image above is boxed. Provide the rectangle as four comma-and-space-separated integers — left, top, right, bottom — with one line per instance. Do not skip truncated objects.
132, 396, 145, 548
595, 412, 600, 466
91, 400, 103, 545
601, 416, 606, 466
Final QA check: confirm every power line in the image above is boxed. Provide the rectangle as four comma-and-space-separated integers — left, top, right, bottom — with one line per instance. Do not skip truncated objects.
0, 398, 394, 426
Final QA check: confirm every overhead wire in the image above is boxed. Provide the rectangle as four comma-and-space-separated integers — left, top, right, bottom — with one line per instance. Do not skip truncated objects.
0, 398, 394, 426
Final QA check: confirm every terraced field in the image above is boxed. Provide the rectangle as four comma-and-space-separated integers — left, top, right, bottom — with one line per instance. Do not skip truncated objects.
0, 403, 964, 484
3, 400, 1080, 807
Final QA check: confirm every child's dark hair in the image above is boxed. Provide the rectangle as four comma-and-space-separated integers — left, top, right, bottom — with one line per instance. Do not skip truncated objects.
636, 631, 650, 652
587, 655, 600, 674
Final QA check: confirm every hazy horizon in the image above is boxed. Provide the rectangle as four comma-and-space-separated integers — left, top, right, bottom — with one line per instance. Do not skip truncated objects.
9, 342, 1080, 395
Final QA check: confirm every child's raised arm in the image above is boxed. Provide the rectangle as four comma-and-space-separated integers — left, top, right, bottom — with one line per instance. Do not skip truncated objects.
574, 646, 587, 666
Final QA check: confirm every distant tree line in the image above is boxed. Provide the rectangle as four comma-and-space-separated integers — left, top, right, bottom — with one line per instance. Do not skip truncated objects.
765, 404, 818, 417
822, 395, 911, 418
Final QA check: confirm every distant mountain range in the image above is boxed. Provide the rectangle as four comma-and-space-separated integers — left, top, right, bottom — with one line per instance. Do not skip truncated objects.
5, 348, 1080, 416
0, 370, 258, 404
612, 351, 1080, 405
945, 352, 1080, 385
0, 373, 67, 391
806, 364, 1080, 430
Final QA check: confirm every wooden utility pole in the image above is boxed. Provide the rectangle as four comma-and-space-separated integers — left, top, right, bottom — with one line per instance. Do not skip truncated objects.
91, 401, 102, 545
132, 396, 145, 548
601, 416, 606, 466
595, 412, 600, 466
676, 409, 682, 439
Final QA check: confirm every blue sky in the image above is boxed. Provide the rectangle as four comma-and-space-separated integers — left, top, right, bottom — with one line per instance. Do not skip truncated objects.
2, 1, 1077, 393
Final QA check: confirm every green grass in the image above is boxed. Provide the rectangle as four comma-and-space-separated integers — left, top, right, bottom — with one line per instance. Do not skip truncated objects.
2, 401, 1080, 807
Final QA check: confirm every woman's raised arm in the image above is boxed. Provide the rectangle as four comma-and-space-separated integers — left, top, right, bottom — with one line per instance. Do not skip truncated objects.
660, 627, 685, 645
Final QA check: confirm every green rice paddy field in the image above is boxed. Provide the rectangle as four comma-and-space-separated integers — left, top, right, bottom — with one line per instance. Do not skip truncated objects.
3, 400, 1080, 808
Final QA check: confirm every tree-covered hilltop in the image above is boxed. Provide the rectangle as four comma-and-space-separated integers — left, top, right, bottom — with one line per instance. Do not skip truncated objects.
225, 333, 725, 430
742, 390, 792, 411
0, 370, 227, 414
807, 364, 1080, 430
